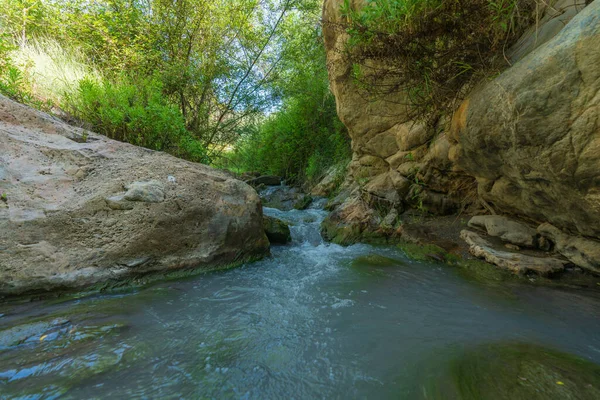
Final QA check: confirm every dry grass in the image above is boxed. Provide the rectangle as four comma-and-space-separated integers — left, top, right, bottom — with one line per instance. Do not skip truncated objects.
10, 38, 102, 106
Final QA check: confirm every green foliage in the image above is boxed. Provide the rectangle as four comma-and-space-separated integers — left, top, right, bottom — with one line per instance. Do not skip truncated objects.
229, 77, 350, 184
0, 34, 31, 102
0, 0, 341, 174
66, 77, 206, 162
221, 7, 351, 184
338, 0, 540, 121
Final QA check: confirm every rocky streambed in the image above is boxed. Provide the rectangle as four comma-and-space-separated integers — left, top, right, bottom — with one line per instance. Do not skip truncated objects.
1, 195, 599, 398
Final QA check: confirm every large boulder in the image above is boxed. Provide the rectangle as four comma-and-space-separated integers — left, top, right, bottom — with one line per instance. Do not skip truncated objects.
0, 96, 270, 296
453, 1, 600, 238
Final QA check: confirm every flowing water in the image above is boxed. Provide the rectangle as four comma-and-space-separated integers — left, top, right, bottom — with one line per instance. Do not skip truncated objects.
1, 201, 600, 398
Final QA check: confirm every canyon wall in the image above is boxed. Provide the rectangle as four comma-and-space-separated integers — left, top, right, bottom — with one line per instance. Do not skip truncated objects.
321, 0, 600, 271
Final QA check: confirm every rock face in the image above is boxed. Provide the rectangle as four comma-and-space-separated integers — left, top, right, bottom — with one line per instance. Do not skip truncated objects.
322, 0, 600, 273
454, 1, 600, 239
0, 95, 270, 296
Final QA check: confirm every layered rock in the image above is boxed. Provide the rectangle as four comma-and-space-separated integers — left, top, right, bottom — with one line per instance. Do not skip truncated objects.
322, 0, 600, 273
0, 95, 270, 296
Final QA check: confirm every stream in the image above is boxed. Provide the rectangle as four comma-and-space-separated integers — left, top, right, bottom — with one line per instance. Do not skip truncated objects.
1, 200, 600, 398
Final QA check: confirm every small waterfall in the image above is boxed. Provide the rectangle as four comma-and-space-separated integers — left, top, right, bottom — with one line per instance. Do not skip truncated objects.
263, 202, 328, 246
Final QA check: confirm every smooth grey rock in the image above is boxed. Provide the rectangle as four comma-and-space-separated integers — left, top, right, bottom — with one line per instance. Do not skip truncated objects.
460, 230, 568, 277
537, 223, 600, 274
468, 215, 537, 247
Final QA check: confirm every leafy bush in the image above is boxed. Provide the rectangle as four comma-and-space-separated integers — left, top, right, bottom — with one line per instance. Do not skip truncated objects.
229, 82, 350, 185
339, 0, 540, 120
0, 35, 34, 103
66, 77, 206, 162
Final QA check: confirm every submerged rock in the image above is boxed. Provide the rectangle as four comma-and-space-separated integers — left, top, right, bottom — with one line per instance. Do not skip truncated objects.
0, 95, 269, 297
351, 254, 405, 269
263, 216, 292, 244
414, 342, 600, 400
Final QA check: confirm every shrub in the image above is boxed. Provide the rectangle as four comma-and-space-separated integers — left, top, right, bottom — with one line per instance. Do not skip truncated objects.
338, 0, 540, 121
229, 88, 350, 184
66, 77, 206, 161
0, 34, 34, 103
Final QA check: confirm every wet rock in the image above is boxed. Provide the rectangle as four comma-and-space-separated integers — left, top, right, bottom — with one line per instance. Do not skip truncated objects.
321, 189, 399, 245
460, 230, 568, 276
468, 215, 537, 247
293, 195, 312, 210
247, 175, 281, 186
0, 318, 70, 349
310, 164, 346, 197
417, 342, 600, 400
263, 215, 291, 244
260, 185, 306, 211
537, 223, 600, 274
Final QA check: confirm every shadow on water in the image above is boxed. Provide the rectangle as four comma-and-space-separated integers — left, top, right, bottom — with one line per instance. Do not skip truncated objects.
1, 199, 599, 398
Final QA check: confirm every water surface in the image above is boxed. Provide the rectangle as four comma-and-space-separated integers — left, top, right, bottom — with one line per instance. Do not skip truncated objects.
1, 204, 599, 398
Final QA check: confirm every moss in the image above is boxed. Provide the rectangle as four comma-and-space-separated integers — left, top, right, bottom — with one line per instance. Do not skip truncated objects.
417, 342, 600, 400
321, 217, 399, 246
293, 195, 313, 210
397, 242, 447, 263
397, 241, 520, 285
263, 216, 292, 244
352, 254, 406, 268
1, 252, 267, 305
349, 254, 407, 277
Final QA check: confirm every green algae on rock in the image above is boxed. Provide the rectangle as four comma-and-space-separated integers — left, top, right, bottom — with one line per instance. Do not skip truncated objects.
413, 342, 600, 400
263, 215, 292, 244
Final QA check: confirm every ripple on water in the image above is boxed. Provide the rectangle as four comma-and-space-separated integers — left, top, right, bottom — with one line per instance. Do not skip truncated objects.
1, 205, 600, 398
